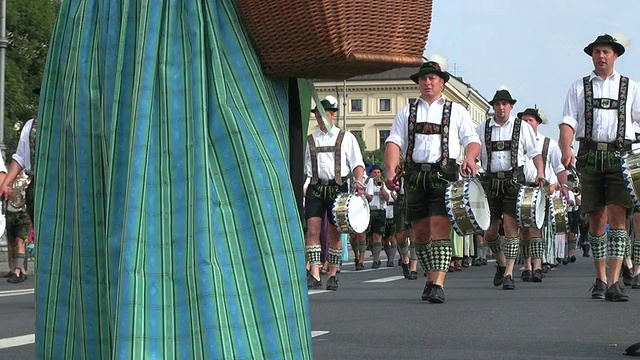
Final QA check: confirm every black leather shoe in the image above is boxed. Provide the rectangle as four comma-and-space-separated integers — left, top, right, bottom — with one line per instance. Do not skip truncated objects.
386, 260, 394, 268
7, 272, 27, 284
401, 262, 410, 278
355, 262, 365, 271
371, 261, 380, 269
502, 275, 515, 290
493, 265, 506, 287
472, 258, 482, 267
582, 243, 591, 257
427, 284, 445, 303
521, 270, 532, 282
622, 266, 633, 287
604, 282, 628, 302
570, 255, 576, 263
421, 281, 433, 300
590, 278, 607, 299
407, 271, 418, 280
482, 258, 488, 266
632, 274, 640, 289
531, 269, 543, 282
326, 276, 339, 291
307, 275, 322, 289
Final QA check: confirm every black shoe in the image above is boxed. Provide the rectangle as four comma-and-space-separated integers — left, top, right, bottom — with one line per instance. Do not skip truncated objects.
326, 276, 338, 291
427, 284, 445, 303
531, 269, 543, 282
590, 278, 607, 299
307, 276, 322, 289
482, 258, 488, 266
371, 261, 380, 269
355, 262, 365, 271
605, 282, 628, 302
7, 272, 26, 284
521, 270, 532, 282
401, 262, 410, 278
493, 265, 506, 287
421, 281, 434, 300
632, 274, 640, 289
472, 258, 482, 267
622, 266, 633, 287
562, 258, 569, 265
407, 271, 418, 280
386, 260, 394, 268
570, 255, 576, 263
542, 264, 549, 273
502, 275, 515, 290
582, 243, 591, 257
2, 271, 11, 278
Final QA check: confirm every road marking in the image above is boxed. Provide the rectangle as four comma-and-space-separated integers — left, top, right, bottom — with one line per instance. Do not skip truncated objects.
0, 289, 34, 297
308, 290, 332, 295
311, 331, 329, 338
340, 267, 394, 273
363, 276, 405, 283
0, 334, 35, 349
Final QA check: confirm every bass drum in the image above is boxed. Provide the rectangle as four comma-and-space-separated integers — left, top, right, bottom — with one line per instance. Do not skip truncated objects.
516, 186, 546, 229
332, 193, 370, 234
445, 177, 491, 236
550, 196, 568, 234
621, 151, 640, 206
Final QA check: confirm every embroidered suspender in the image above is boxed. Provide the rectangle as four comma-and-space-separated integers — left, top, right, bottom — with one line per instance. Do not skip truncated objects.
583, 75, 629, 149
541, 137, 550, 168
308, 130, 346, 185
406, 100, 452, 171
485, 118, 522, 172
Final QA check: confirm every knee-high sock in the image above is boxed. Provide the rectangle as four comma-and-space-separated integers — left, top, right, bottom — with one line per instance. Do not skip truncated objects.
486, 236, 502, 256
306, 244, 322, 265
328, 247, 342, 268
415, 242, 431, 273
624, 236, 631, 259
398, 243, 409, 258
503, 237, 520, 259
387, 245, 397, 263
529, 237, 544, 260
372, 242, 383, 263
358, 239, 367, 255
588, 233, 607, 260
430, 239, 453, 272
606, 229, 627, 260
409, 241, 417, 260
633, 238, 640, 266
568, 238, 577, 250
521, 240, 531, 259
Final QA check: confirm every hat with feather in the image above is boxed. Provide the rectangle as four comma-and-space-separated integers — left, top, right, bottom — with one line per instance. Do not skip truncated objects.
584, 33, 629, 56
517, 107, 547, 125
410, 53, 450, 84
311, 95, 339, 113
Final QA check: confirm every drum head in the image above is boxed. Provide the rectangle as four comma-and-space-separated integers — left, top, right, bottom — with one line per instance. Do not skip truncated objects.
346, 195, 370, 233
468, 179, 491, 231
533, 188, 545, 229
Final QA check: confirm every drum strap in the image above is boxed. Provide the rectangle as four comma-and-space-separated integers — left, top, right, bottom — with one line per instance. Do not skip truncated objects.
308, 129, 346, 185
406, 100, 452, 172
541, 137, 550, 168
583, 75, 628, 150
485, 117, 521, 172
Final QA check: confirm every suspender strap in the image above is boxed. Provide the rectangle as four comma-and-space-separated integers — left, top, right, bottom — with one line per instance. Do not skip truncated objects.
541, 137, 550, 169
406, 100, 452, 171
583, 75, 629, 149
439, 100, 452, 171
308, 130, 346, 185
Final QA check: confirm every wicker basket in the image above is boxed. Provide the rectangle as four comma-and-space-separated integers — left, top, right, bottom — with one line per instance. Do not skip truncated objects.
236, 0, 432, 79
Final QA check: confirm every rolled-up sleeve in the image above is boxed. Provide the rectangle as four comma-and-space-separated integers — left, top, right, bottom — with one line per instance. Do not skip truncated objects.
522, 123, 541, 159
456, 107, 481, 147
303, 136, 312, 179
385, 104, 409, 156
345, 132, 365, 172
12, 119, 33, 172
549, 142, 566, 175
630, 81, 640, 124
561, 81, 579, 131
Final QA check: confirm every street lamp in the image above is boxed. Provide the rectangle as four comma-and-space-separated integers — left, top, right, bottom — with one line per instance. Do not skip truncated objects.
0, 0, 6, 156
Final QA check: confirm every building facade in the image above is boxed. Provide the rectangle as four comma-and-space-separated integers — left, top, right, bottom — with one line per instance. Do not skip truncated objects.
308, 67, 490, 153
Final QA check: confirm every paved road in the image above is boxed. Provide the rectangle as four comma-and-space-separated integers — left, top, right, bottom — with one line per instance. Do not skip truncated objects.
0, 253, 638, 359
309, 254, 640, 360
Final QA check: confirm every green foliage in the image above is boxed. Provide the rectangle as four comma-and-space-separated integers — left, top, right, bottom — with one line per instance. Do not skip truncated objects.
4, 0, 59, 153
364, 147, 385, 168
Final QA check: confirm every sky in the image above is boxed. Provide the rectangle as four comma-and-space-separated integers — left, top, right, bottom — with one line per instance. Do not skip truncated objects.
424, 0, 640, 140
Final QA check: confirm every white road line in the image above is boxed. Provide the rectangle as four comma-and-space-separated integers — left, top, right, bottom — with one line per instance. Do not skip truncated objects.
0, 289, 34, 297
0, 334, 34, 349
363, 276, 406, 283
340, 267, 394, 273
311, 331, 329, 338
308, 290, 332, 295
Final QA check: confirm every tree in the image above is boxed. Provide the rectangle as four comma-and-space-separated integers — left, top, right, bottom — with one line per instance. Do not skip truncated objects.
4, 0, 60, 153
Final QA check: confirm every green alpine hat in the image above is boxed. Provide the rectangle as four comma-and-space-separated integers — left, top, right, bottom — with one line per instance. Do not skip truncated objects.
410, 61, 450, 84
311, 98, 339, 113
488, 90, 517, 106
584, 34, 625, 56
517, 107, 547, 124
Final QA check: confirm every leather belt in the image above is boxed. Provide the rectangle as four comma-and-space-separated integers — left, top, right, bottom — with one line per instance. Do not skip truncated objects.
485, 167, 523, 179
408, 163, 439, 172
316, 177, 348, 186
579, 140, 631, 152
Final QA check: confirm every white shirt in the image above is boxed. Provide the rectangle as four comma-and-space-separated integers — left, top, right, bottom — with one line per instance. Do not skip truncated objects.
524, 133, 565, 183
562, 70, 640, 141
385, 97, 480, 163
386, 187, 395, 219
0, 151, 6, 174
13, 119, 34, 173
366, 179, 386, 211
476, 116, 541, 172
304, 127, 365, 182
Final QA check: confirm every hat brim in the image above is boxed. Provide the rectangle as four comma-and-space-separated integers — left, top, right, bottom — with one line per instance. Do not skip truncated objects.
583, 41, 625, 56
311, 107, 338, 113
410, 70, 450, 84
517, 111, 546, 124
489, 99, 517, 106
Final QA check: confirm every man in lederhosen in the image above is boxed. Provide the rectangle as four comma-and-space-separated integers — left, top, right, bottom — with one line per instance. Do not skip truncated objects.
559, 34, 640, 301
476, 90, 546, 290
366, 164, 389, 268
304, 96, 366, 291
519, 107, 567, 282
384, 61, 481, 303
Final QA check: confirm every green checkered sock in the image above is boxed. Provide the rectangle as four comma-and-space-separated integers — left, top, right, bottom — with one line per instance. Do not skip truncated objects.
305, 244, 322, 265
633, 239, 640, 266
503, 237, 520, 259
588, 233, 607, 260
486, 236, 502, 257
530, 237, 544, 259
607, 229, 627, 260
415, 242, 431, 272
328, 247, 342, 268
430, 239, 453, 272
521, 240, 531, 259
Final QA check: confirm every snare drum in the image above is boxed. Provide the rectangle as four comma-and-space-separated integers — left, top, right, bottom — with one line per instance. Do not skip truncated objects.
550, 196, 568, 233
445, 177, 491, 236
516, 186, 546, 229
621, 151, 640, 206
332, 193, 370, 233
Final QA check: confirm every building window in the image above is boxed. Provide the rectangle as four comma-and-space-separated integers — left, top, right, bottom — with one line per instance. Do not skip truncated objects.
379, 98, 391, 112
408, 98, 417, 104
350, 99, 362, 112
379, 130, 390, 147
350, 130, 363, 140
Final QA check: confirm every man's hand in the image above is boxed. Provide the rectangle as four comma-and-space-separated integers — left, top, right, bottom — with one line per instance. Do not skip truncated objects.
536, 174, 547, 188
0, 183, 11, 201
354, 180, 366, 195
385, 169, 400, 192
561, 147, 574, 169
461, 157, 477, 177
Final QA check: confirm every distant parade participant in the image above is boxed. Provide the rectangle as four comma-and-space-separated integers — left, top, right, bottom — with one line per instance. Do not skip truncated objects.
476, 90, 545, 290
366, 165, 389, 268
304, 96, 366, 290
385, 60, 481, 303
559, 34, 640, 301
